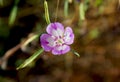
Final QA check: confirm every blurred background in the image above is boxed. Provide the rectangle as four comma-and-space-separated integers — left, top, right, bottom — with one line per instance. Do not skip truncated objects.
0, 0, 120, 82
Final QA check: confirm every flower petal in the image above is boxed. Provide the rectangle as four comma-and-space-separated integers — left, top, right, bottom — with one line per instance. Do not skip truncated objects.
52, 45, 70, 55
64, 27, 74, 45
46, 22, 64, 37
40, 34, 55, 51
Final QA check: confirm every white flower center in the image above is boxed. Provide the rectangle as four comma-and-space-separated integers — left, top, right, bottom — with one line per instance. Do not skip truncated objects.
55, 37, 64, 46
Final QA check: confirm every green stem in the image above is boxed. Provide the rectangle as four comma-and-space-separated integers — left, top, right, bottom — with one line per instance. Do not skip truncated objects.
22, 34, 39, 47
17, 48, 44, 70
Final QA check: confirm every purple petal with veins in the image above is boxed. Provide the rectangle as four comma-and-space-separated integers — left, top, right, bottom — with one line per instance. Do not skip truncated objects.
46, 22, 64, 37
64, 27, 74, 45
40, 34, 54, 51
52, 45, 70, 55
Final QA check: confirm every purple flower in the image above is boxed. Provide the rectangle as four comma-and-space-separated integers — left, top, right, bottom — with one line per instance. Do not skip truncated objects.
40, 22, 74, 55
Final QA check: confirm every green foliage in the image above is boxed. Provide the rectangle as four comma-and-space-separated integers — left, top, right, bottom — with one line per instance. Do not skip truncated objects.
0, 0, 3, 6
79, 2, 85, 21
15, 59, 25, 67
74, 51, 80, 57
44, 0, 51, 24
0, 19, 10, 38
89, 28, 100, 39
95, 0, 103, 7
72, 49, 80, 57
8, 6, 18, 26
64, 0, 69, 17
34, 23, 42, 32
84, 0, 90, 11
14, 0, 20, 5
17, 48, 44, 70
8, 0, 20, 26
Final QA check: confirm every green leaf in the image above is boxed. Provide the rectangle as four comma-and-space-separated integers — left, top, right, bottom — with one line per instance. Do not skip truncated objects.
71, 49, 80, 57
64, 0, 69, 17
0, 0, 3, 6
79, 3, 85, 21
17, 48, 44, 70
74, 51, 80, 57
9, 6, 18, 26
15, 0, 20, 5
44, 0, 51, 24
